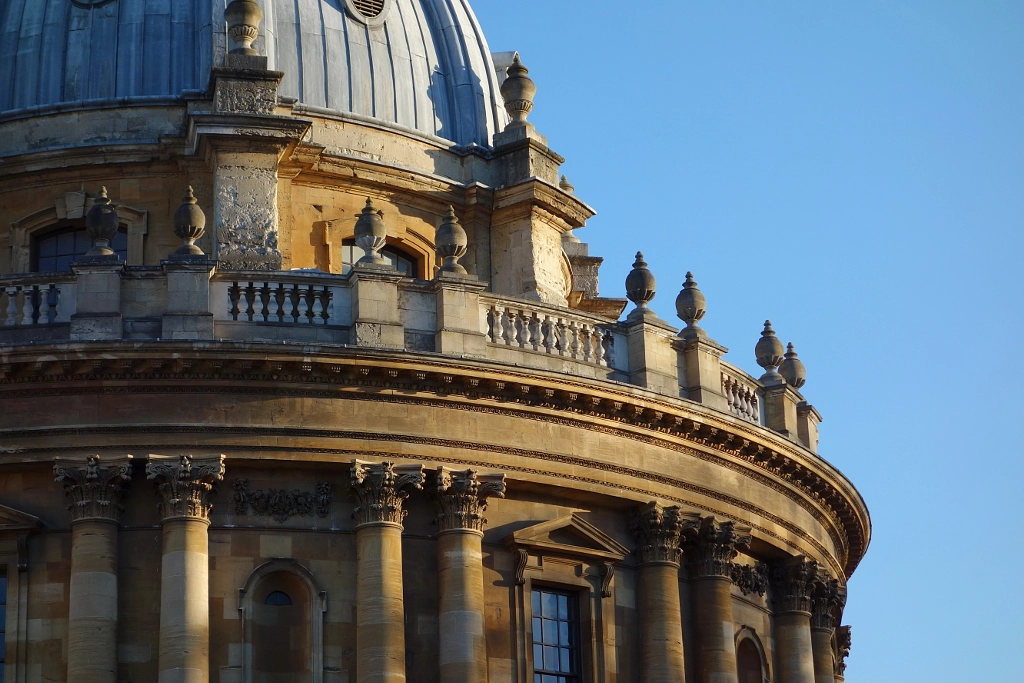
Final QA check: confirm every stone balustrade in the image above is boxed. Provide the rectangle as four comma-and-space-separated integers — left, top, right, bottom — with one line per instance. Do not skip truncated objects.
0, 266, 824, 451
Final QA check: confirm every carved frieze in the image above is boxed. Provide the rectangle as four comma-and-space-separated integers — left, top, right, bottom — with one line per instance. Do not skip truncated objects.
811, 575, 847, 630
730, 562, 770, 596
54, 455, 133, 523
630, 502, 694, 566
232, 479, 332, 522
431, 468, 506, 533
146, 454, 226, 521
770, 556, 819, 613
682, 515, 751, 578
350, 460, 424, 527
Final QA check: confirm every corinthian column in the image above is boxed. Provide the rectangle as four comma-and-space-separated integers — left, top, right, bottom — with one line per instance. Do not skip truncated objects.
147, 454, 226, 683
431, 468, 506, 683
811, 577, 846, 683
771, 557, 818, 683
629, 502, 691, 683
683, 516, 751, 683
350, 461, 425, 683
54, 455, 133, 683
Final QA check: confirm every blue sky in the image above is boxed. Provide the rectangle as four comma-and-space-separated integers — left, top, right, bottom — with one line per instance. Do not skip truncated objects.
473, 2, 1024, 680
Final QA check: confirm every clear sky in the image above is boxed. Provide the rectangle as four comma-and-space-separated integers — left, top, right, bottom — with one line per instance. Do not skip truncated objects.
474, 2, 1024, 680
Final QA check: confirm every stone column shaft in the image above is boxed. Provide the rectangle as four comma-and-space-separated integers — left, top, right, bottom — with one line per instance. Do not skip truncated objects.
147, 454, 225, 683
630, 503, 691, 683
812, 628, 836, 683
351, 461, 425, 683
55, 455, 132, 683
432, 469, 505, 683
771, 558, 818, 683
810, 577, 845, 683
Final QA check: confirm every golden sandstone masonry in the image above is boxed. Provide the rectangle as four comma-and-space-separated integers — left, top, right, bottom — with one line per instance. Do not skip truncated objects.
0, 2, 868, 683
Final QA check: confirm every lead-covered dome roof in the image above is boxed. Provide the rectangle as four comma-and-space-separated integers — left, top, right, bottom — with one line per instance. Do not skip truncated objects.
0, 0, 506, 146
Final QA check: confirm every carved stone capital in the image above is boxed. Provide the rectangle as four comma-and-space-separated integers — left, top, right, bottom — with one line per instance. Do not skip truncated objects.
350, 460, 424, 528
682, 515, 751, 578
835, 625, 852, 676
54, 455, 133, 523
730, 562, 770, 596
770, 556, 818, 613
629, 502, 693, 566
811, 575, 847, 630
146, 454, 226, 521
431, 468, 506, 533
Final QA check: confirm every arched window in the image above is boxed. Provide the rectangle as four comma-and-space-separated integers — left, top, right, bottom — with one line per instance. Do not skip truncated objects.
31, 223, 128, 272
340, 238, 418, 276
735, 628, 770, 683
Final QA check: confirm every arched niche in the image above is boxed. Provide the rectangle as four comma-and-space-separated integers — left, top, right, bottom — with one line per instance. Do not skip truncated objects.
9, 193, 148, 272
238, 559, 327, 683
735, 625, 771, 683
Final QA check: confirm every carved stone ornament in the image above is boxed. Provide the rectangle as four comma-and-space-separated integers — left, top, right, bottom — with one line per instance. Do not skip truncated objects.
350, 460, 424, 527
755, 320, 786, 382
730, 562, 770, 597
811, 574, 847, 630
224, 0, 263, 56
629, 501, 691, 566
84, 186, 121, 258
624, 252, 656, 312
682, 515, 752, 579
834, 625, 852, 676
514, 548, 529, 586
499, 54, 536, 129
353, 198, 389, 267
599, 562, 615, 598
54, 455, 133, 523
146, 454, 226, 521
431, 468, 506, 533
770, 556, 819, 614
435, 206, 469, 275
233, 479, 332, 522
172, 186, 206, 257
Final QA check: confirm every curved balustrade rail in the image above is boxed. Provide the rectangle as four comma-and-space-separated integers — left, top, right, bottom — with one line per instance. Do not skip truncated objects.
212, 273, 351, 327
721, 362, 763, 424
481, 297, 615, 368
0, 276, 72, 326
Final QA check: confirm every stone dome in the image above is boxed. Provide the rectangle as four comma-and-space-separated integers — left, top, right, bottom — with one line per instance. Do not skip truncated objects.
0, 0, 506, 146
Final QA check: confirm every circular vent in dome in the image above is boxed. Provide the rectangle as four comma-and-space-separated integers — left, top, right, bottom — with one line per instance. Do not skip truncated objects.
352, 0, 385, 18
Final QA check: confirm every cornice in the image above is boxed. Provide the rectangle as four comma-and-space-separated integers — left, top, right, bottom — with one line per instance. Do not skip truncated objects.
0, 342, 869, 576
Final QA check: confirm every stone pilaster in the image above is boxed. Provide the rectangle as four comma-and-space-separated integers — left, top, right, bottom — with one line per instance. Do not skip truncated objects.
771, 557, 819, 683
350, 461, 425, 683
629, 502, 693, 683
683, 516, 751, 683
811, 577, 846, 683
431, 469, 506, 683
54, 456, 132, 683
147, 454, 225, 683
834, 625, 852, 683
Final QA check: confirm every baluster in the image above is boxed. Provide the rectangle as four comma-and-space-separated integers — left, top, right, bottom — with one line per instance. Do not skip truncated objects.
542, 315, 555, 354
568, 320, 581, 359
592, 327, 605, 366
324, 288, 335, 325
552, 319, 564, 356
312, 287, 325, 324
282, 284, 295, 322
39, 284, 54, 324
266, 283, 281, 322
602, 331, 615, 367
51, 285, 61, 324
256, 282, 269, 322
528, 313, 542, 351
228, 283, 241, 321
581, 325, 594, 363
502, 310, 516, 345
242, 283, 255, 321
3, 287, 15, 326
22, 286, 36, 325
516, 310, 529, 348
297, 285, 310, 323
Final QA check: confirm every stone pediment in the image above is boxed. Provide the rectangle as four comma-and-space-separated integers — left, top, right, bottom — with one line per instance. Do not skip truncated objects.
0, 502, 42, 534
504, 513, 628, 562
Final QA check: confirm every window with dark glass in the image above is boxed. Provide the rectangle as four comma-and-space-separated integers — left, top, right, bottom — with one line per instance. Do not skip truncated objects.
32, 225, 128, 272
264, 590, 292, 606
531, 588, 580, 683
340, 238, 417, 276
0, 575, 7, 683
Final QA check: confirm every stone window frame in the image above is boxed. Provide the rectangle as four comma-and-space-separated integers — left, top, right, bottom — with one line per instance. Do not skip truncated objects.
734, 625, 772, 683
238, 559, 327, 683
0, 504, 40, 683
317, 219, 435, 279
9, 195, 148, 273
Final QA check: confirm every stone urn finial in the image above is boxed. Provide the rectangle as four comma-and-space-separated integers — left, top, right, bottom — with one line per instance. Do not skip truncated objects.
500, 53, 536, 130
675, 271, 707, 338
172, 186, 207, 257
225, 0, 263, 56
779, 342, 807, 389
435, 206, 468, 275
354, 198, 389, 267
755, 320, 786, 382
559, 175, 575, 194
625, 252, 656, 313
84, 186, 121, 258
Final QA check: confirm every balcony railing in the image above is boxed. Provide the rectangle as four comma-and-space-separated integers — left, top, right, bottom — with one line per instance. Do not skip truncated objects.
721, 362, 763, 424
0, 274, 75, 328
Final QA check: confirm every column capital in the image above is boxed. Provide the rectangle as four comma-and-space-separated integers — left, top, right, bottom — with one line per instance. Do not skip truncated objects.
811, 576, 847, 630
630, 502, 695, 566
682, 515, 751, 579
350, 460, 424, 528
770, 555, 818, 614
54, 455, 133, 523
146, 454, 226, 521
835, 625, 852, 678
431, 468, 506, 533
